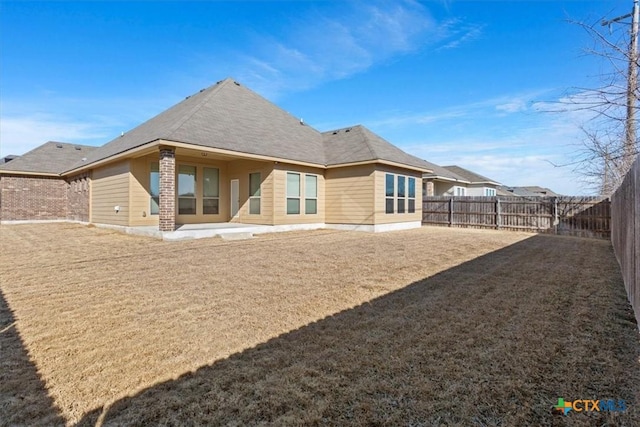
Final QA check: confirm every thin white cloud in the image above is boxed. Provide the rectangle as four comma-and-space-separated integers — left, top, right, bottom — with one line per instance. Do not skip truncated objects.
0, 114, 110, 156
370, 90, 547, 129
436, 20, 484, 51
228, 0, 442, 98
0, 90, 186, 157
496, 100, 528, 114
368, 88, 604, 195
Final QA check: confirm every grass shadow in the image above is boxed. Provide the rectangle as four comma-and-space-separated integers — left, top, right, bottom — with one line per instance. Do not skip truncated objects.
0, 288, 65, 427
69, 235, 640, 425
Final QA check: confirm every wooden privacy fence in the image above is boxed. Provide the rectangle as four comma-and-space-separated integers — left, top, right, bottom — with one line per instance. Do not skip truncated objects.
422, 196, 611, 238
611, 157, 639, 329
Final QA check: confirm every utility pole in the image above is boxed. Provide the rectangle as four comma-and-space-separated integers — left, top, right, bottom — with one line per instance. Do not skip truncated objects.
602, 0, 639, 167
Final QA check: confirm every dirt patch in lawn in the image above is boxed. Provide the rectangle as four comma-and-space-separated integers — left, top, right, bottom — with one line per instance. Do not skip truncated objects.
1, 223, 639, 426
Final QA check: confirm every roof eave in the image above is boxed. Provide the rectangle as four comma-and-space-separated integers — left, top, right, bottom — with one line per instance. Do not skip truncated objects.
423, 174, 471, 184
63, 140, 163, 175
167, 140, 326, 168
0, 169, 61, 177
64, 139, 327, 174
468, 181, 501, 186
328, 159, 432, 173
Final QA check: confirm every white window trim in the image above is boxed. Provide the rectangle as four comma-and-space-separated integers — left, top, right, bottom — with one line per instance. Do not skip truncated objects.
385, 173, 416, 214
286, 172, 301, 215
150, 161, 160, 215
385, 173, 395, 214
304, 174, 318, 215
203, 167, 220, 215
177, 164, 197, 215
453, 186, 466, 196
249, 172, 261, 215
397, 175, 406, 214
408, 176, 416, 214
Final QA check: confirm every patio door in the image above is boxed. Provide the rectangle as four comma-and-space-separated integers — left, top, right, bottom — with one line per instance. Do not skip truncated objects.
230, 179, 239, 218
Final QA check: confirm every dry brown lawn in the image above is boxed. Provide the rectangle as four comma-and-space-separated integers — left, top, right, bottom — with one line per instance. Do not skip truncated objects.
1, 223, 639, 426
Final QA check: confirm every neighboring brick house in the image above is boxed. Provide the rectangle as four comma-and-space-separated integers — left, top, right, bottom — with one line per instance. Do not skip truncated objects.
0, 142, 96, 222
0, 78, 434, 232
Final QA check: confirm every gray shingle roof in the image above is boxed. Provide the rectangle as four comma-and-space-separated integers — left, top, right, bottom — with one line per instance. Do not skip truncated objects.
322, 125, 431, 171
71, 78, 326, 170
0, 142, 97, 175
442, 165, 500, 185
422, 161, 469, 182
0, 155, 19, 164
8, 78, 432, 175
498, 185, 560, 196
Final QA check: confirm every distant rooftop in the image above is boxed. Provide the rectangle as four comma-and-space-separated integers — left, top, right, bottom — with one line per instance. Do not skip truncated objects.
498, 185, 561, 197
0, 155, 19, 165
423, 164, 500, 185
442, 165, 500, 185
0, 142, 97, 175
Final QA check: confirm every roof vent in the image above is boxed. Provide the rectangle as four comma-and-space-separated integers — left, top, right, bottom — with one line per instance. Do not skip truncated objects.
81, 157, 87, 162
56, 143, 63, 148
332, 131, 338, 135
199, 88, 205, 93
234, 81, 240, 86
300, 118, 304, 125
185, 95, 191, 99
74, 146, 81, 150
345, 128, 351, 133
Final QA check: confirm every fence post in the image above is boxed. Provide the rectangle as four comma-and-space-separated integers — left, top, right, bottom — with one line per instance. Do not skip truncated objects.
553, 197, 559, 234
449, 197, 454, 227
496, 198, 501, 229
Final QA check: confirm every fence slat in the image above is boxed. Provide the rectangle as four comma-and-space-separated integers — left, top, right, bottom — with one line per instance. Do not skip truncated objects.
611, 157, 639, 330
422, 195, 611, 238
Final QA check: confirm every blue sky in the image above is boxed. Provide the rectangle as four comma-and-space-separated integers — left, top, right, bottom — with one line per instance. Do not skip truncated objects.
0, 0, 633, 194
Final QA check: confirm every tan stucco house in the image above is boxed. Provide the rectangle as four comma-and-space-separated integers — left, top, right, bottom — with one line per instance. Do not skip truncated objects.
0, 78, 432, 233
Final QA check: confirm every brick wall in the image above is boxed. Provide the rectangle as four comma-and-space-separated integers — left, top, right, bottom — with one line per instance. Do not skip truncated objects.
159, 147, 176, 231
0, 175, 68, 221
66, 172, 91, 222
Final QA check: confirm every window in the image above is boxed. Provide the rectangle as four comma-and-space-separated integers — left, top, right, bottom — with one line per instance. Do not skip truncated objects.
286, 172, 300, 214
178, 165, 196, 215
150, 162, 160, 215
484, 187, 496, 196
454, 186, 466, 196
408, 177, 416, 213
249, 172, 261, 214
203, 167, 219, 215
397, 175, 406, 213
305, 175, 318, 214
386, 173, 416, 214
385, 173, 395, 214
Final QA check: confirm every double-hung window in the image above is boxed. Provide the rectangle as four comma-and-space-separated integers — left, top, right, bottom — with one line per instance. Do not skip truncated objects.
385, 174, 395, 214
203, 167, 219, 214
286, 172, 301, 214
249, 172, 261, 214
386, 173, 416, 214
305, 175, 318, 214
454, 186, 466, 196
150, 162, 160, 215
397, 176, 406, 213
484, 188, 496, 196
178, 165, 196, 215
408, 177, 416, 213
